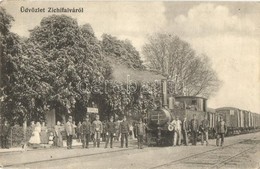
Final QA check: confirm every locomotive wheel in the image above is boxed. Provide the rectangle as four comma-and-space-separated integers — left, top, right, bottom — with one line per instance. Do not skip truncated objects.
146, 132, 153, 147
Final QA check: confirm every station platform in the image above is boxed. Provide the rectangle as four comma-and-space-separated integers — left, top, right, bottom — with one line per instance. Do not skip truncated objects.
0, 133, 259, 169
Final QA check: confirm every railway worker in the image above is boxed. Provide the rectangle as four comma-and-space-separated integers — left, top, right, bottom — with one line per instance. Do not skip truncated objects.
115, 118, 121, 141
119, 116, 129, 148
216, 116, 227, 146
65, 116, 74, 149
81, 116, 92, 148
0, 120, 10, 149
182, 116, 189, 146
92, 115, 103, 148
136, 118, 146, 149
200, 115, 209, 146
190, 114, 199, 146
172, 116, 182, 146
105, 117, 116, 148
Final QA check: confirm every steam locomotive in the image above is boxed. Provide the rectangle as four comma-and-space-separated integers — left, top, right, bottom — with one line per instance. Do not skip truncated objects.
146, 79, 213, 146
146, 79, 260, 146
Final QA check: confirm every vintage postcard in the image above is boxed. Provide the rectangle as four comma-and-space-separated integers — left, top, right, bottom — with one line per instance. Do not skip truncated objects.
0, 1, 259, 169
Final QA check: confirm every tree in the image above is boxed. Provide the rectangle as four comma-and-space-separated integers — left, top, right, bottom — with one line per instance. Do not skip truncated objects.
101, 34, 144, 70
142, 33, 221, 98
26, 15, 113, 121
0, 7, 25, 124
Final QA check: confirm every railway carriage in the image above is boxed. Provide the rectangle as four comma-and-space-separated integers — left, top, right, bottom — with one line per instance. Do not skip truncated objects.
216, 107, 260, 135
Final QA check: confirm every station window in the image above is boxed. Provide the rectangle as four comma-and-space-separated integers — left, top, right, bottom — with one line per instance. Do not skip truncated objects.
191, 100, 197, 105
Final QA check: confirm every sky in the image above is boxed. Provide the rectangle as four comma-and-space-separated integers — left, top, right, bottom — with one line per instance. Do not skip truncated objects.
1, 1, 260, 113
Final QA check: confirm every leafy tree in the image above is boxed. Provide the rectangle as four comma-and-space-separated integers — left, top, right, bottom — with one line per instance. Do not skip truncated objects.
0, 7, 25, 124
101, 34, 144, 70
100, 34, 151, 119
27, 15, 113, 122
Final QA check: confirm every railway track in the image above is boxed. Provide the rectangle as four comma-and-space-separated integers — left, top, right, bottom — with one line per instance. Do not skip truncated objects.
2, 134, 260, 169
150, 139, 260, 169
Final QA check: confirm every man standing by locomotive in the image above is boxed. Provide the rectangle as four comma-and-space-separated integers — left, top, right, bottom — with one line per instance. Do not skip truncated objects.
182, 116, 189, 146
216, 116, 227, 146
172, 116, 182, 146
81, 116, 92, 148
105, 117, 115, 148
200, 115, 209, 146
120, 116, 129, 148
92, 115, 103, 148
190, 114, 199, 145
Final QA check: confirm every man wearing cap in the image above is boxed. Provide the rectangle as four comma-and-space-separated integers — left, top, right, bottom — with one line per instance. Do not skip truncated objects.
92, 115, 103, 148
105, 117, 116, 148
0, 120, 10, 149
65, 116, 74, 149
172, 116, 182, 146
136, 118, 146, 149
216, 116, 227, 146
182, 116, 189, 146
119, 116, 129, 148
190, 114, 199, 145
81, 116, 92, 148
200, 115, 209, 146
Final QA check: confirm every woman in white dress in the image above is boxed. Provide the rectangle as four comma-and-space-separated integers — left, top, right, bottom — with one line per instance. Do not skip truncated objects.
29, 122, 41, 145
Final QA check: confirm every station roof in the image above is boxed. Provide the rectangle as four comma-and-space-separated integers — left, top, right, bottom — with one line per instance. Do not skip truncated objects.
216, 107, 255, 113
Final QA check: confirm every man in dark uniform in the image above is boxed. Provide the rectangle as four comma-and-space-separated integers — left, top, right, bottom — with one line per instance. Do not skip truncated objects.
105, 117, 115, 148
190, 114, 199, 145
136, 118, 146, 149
182, 116, 189, 146
81, 116, 92, 148
119, 116, 129, 148
216, 116, 227, 146
200, 115, 209, 146
1, 120, 10, 149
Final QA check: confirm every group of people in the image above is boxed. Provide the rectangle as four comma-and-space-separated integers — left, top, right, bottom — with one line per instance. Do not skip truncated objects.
1, 114, 227, 150
170, 114, 227, 147
28, 121, 57, 147
64, 115, 146, 149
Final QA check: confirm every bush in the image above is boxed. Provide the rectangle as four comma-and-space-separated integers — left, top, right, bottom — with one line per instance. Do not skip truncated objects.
8, 126, 33, 147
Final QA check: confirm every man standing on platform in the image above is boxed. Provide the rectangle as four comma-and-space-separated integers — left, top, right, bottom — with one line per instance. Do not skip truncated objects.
172, 116, 182, 146
200, 115, 209, 146
0, 120, 10, 149
190, 114, 199, 146
81, 116, 92, 148
92, 115, 103, 148
216, 116, 227, 146
136, 118, 146, 149
120, 116, 129, 148
65, 116, 74, 149
182, 116, 189, 146
105, 117, 115, 148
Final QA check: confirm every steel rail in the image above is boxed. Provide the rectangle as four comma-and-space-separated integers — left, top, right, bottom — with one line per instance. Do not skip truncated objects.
150, 139, 253, 169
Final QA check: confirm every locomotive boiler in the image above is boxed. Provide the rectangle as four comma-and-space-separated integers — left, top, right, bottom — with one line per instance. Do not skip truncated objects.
146, 79, 210, 146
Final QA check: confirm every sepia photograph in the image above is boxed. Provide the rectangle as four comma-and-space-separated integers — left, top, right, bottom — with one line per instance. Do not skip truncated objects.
0, 1, 260, 168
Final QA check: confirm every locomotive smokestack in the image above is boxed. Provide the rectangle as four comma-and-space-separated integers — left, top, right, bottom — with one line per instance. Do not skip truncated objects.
161, 79, 168, 107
